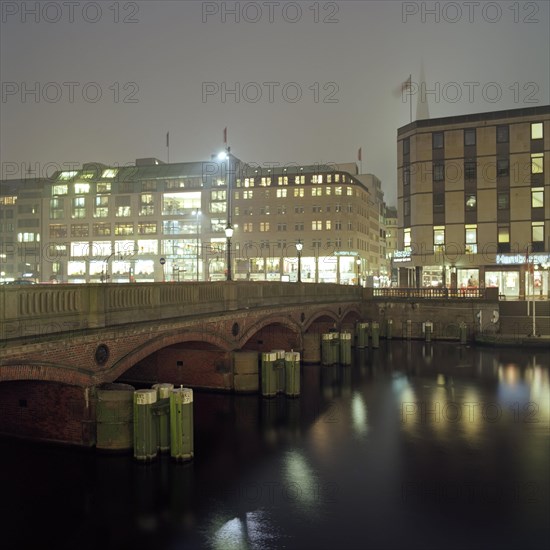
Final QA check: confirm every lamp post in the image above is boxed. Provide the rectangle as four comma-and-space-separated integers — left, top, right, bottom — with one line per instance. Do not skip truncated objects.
195, 209, 201, 281
225, 224, 233, 281
296, 239, 303, 282
356, 258, 361, 286
218, 149, 233, 281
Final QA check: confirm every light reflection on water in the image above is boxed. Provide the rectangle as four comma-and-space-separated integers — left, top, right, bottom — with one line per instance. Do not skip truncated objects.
1, 341, 548, 550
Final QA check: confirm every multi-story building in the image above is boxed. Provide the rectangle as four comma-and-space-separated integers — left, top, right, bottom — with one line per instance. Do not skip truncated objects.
0, 177, 46, 282
1, 157, 390, 285
396, 105, 550, 298
384, 205, 398, 284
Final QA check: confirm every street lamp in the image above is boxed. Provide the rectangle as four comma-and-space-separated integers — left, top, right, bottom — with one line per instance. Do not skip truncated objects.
356, 258, 361, 286
218, 149, 233, 282
195, 209, 201, 281
225, 224, 233, 281
296, 239, 303, 282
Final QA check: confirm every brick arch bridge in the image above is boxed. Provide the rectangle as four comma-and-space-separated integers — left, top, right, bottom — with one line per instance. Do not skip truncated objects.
0, 282, 363, 446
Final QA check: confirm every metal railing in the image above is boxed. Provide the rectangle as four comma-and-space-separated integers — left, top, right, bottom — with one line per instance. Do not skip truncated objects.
373, 287, 495, 299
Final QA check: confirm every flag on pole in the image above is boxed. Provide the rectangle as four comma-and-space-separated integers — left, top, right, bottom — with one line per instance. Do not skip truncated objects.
166, 132, 169, 148
393, 75, 412, 97
357, 147, 362, 162
223, 127, 227, 145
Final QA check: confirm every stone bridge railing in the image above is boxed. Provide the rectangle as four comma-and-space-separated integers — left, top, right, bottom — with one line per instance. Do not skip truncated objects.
1, 282, 363, 342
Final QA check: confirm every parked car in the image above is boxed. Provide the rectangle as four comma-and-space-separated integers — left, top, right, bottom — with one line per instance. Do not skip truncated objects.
4, 279, 37, 285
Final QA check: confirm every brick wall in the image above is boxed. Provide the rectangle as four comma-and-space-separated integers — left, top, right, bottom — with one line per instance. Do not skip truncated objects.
0, 381, 93, 446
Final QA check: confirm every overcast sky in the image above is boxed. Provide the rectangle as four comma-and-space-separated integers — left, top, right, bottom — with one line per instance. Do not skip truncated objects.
1, 0, 549, 205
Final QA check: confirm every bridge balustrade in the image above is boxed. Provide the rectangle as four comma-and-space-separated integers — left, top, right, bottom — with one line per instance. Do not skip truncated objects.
0, 282, 363, 341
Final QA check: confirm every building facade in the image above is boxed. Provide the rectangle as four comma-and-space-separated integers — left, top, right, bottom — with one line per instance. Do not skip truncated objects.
396, 105, 550, 298
1, 158, 391, 285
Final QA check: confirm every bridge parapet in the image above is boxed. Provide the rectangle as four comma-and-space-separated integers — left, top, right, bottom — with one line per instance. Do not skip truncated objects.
1, 282, 363, 342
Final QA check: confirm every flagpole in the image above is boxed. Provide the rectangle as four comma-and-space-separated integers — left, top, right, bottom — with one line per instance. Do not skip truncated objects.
409, 74, 412, 124
167, 132, 170, 163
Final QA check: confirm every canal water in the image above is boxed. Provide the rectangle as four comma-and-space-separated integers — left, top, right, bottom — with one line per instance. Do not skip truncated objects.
1, 341, 548, 550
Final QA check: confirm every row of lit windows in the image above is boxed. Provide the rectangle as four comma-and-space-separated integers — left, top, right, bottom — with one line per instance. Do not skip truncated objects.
0, 196, 17, 205
237, 173, 347, 188
241, 221, 354, 233
403, 222, 545, 253
236, 204, 354, 216
236, 186, 354, 200
47, 220, 231, 238
46, 239, 359, 258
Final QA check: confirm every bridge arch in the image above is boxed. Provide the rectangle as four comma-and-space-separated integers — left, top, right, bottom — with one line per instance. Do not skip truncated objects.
237, 313, 303, 352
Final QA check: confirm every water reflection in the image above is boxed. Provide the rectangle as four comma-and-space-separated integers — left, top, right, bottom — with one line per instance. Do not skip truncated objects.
0, 341, 548, 550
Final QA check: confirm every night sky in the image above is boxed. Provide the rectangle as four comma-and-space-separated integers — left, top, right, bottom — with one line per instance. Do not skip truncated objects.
1, 1, 549, 205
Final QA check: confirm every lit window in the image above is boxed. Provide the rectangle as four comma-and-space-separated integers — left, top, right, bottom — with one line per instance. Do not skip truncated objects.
137, 240, 158, 254
532, 222, 544, 242
335, 187, 342, 196
136, 223, 156, 235
277, 189, 287, 198
531, 188, 544, 208
260, 222, 270, 232
72, 197, 86, 219
101, 169, 118, 178
294, 188, 304, 198
115, 223, 134, 236
52, 185, 68, 195
97, 183, 111, 193
93, 223, 111, 236
312, 221, 322, 230
58, 171, 77, 180
465, 195, 476, 209
498, 226, 510, 243
531, 153, 544, 174
325, 220, 332, 230
94, 196, 109, 218
404, 228, 411, 251
465, 224, 477, 254
346, 187, 353, 196
74, 183, 90, 194
433, 226, 445, 252
311, 188, 322, 197
261, 177, 271, 186
531, 122, 543, 140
